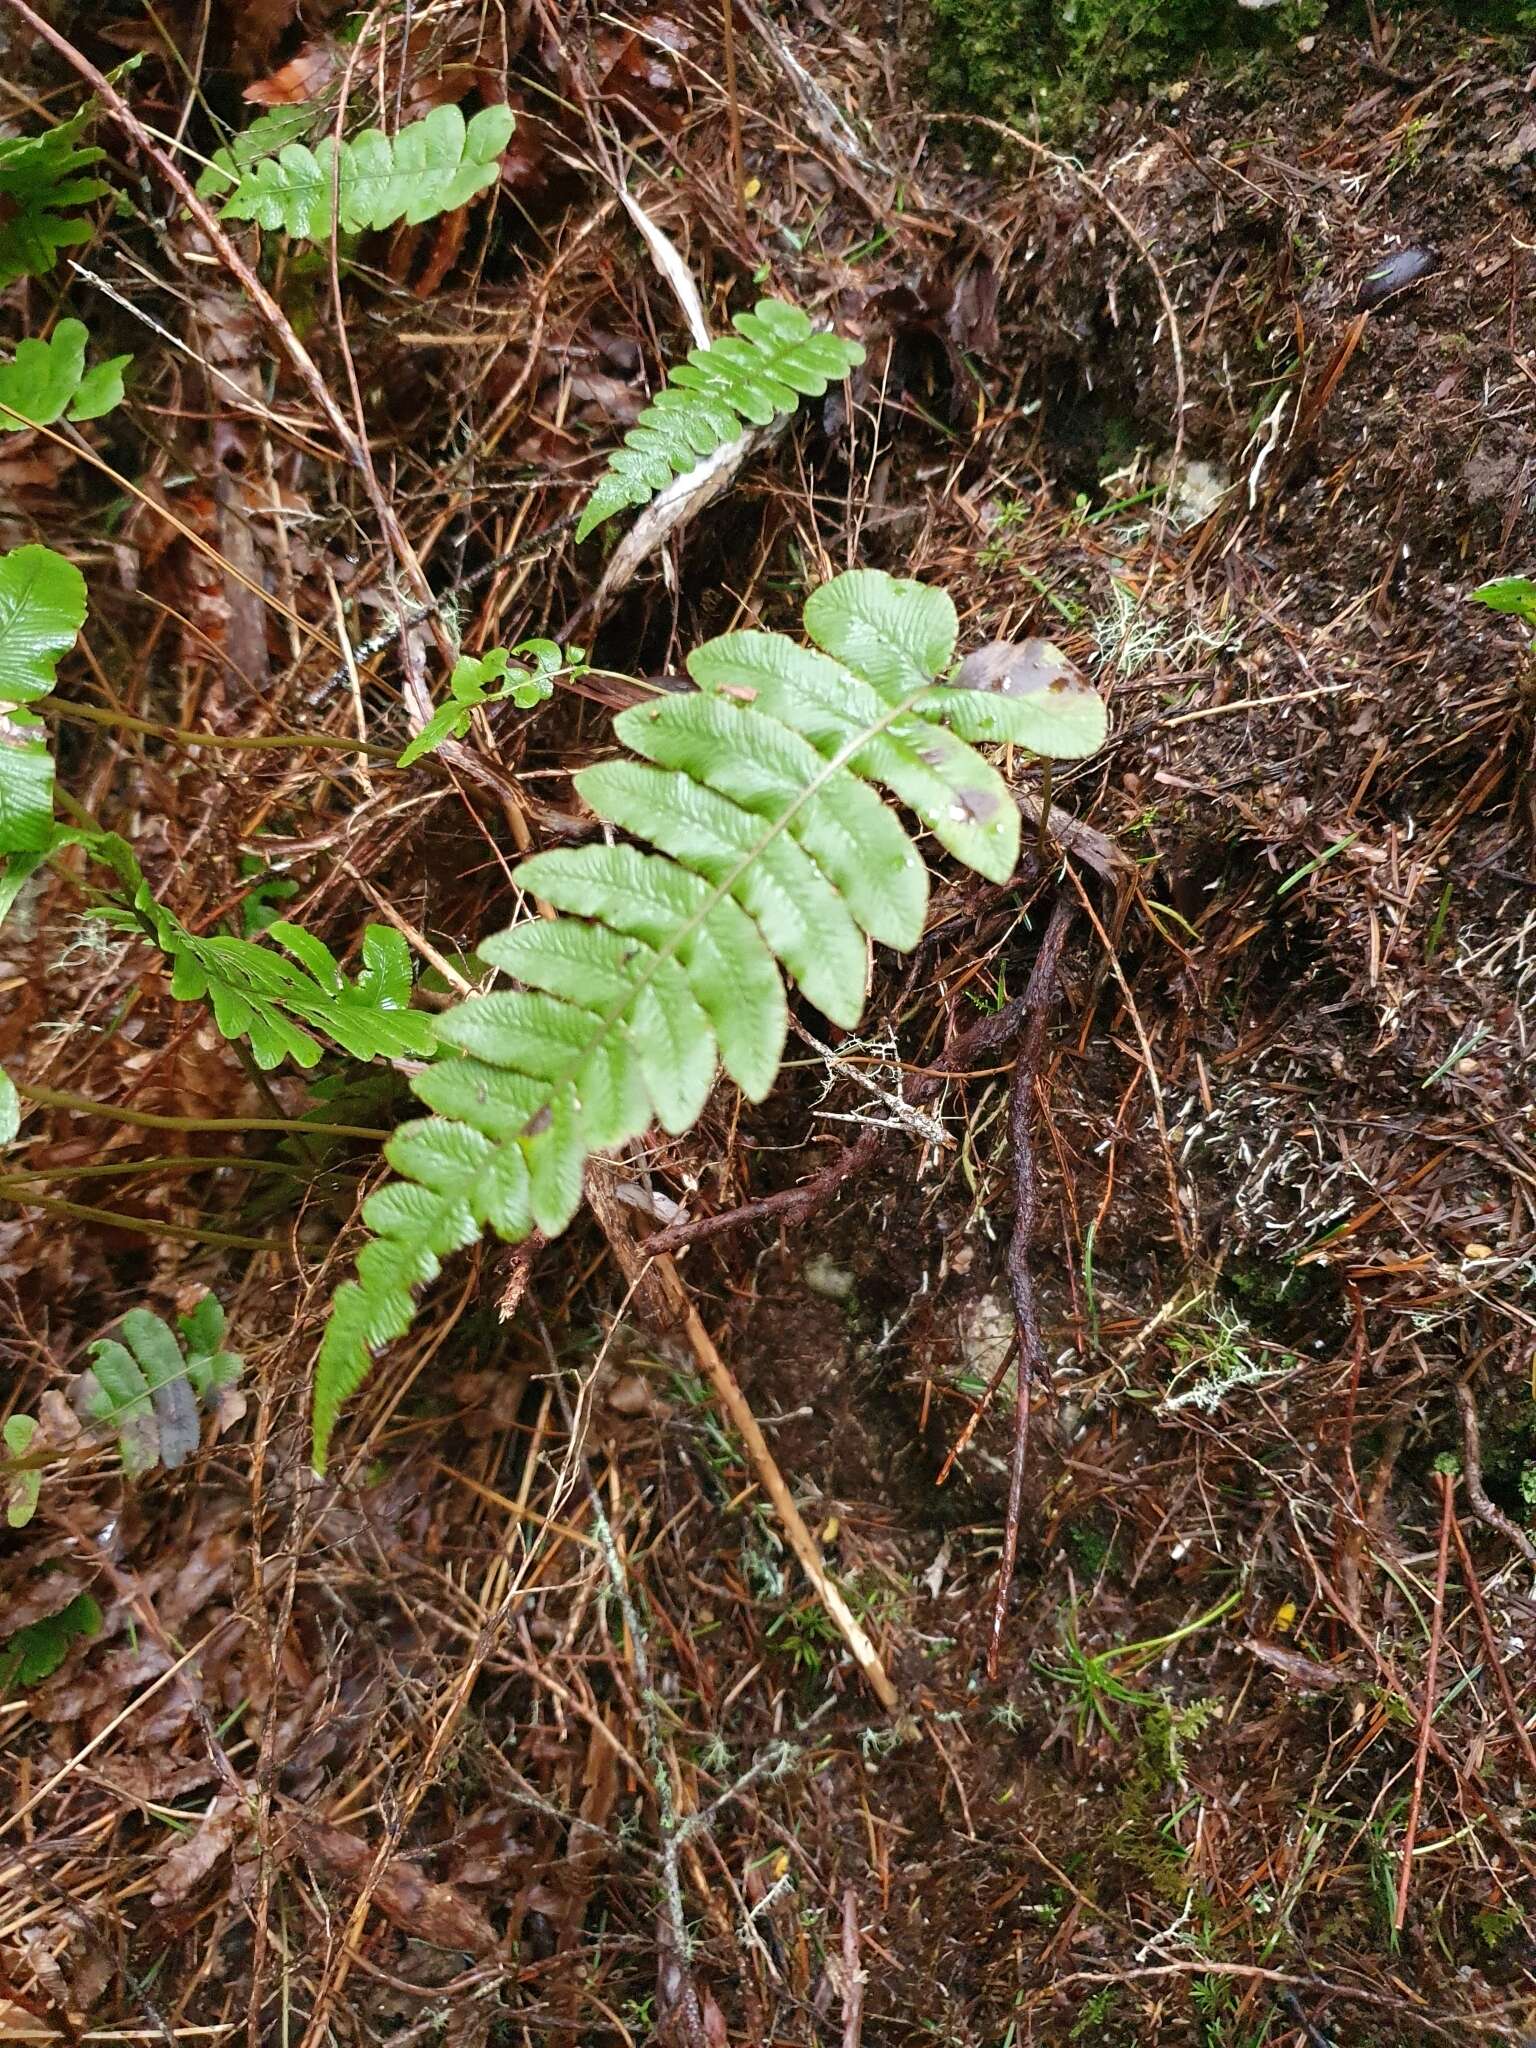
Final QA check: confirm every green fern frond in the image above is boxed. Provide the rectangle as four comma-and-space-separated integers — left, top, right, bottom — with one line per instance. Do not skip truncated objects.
312, 569, 1106, 1465
214, 103, 514, 241
195, 105, 319, 199
0, 544, 87, 881
77, 1296, 243, 1479
87, 834, 438, 1070
398, 641, 562, 768
0, 109, 110, 287
0, 319, 129, 433
576, 299, 864, 541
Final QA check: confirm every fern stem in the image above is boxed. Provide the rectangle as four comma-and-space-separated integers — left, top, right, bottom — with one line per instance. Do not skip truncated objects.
0, 1183, 279, 1250
46, 696, 397, 759
11, 1081, 391, 1140
1, 1155, 309, 1184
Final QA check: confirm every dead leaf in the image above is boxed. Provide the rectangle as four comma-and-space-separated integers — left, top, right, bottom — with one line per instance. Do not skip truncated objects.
1245, 1639, 1357, 1689
300, 1822, 499, 1956
151, 1792, 245, 1906
245, 39, 341, 105
34, 1642, 170, 1725
443, 1808, 529, 1889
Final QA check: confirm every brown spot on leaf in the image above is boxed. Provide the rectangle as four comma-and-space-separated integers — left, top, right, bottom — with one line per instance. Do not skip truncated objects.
955, 785, 1000, 822
953, 638, 1086, 700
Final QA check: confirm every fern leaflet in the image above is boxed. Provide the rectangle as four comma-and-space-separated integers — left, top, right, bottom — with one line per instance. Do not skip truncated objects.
88, 835, 438, 1070
213, 103, 514, 241
195, 105, 319, 199
0, 109, 110, 287
0, 319, 129, 432
77, 1296, 243, 1479
0, 544, 87, 890
313, 569, 1106, 1464
3, 1414, 42, 1527
576, 299, 864, 541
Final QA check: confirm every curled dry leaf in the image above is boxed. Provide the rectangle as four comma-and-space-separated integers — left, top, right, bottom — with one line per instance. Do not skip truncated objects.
151, 1790, 246, 1906
245, 39, 341, 106
300, 1822, 500, 1957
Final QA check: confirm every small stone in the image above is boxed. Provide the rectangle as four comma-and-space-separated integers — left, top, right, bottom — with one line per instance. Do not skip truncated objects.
1354, 246, 1438, 313
960, 1294, 1015, 1384
606, 1373, 652, 1416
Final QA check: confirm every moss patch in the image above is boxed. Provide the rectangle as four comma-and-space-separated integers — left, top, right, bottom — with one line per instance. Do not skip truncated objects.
926, 0, 1321, 129
926, 0, 1535, 131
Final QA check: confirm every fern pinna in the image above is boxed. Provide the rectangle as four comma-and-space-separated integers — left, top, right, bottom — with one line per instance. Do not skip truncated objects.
577, 300, 864, 539
313, 570, 1106, 1464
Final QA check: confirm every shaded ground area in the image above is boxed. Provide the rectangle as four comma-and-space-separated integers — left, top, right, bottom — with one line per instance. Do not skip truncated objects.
1, 6, 1534, 2046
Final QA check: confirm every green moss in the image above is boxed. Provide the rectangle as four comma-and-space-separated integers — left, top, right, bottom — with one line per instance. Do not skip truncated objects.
927, 1, 1536, 131
926, 0, 1323, 130
1065, 1516, 1116, 1580
1473, 1903, 1526, 1951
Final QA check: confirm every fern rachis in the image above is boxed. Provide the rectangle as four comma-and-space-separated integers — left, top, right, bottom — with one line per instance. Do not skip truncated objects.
313, 569, 1106, 1464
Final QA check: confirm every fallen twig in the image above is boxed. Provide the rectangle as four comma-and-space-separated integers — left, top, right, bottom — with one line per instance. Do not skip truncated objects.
1457, 1378, 1536, 1569
1448, 1506, 1536, 1778
988, 896, 1074, 1681
1393, 1467, 1454, 1931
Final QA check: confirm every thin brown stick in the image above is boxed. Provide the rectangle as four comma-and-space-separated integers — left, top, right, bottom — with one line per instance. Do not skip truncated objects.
721, 0, 748, 237
1393, 1469, 1454, 1932
586, 1166, 900, 1710
642, 1127, 881, 1256
1448, 1508, 1536, 1778
840, 1887, 865, 2048
936, 1334, 1018, 1486
680, 1295, 899, 1711
988, 897, 1073, 1681
1457, 1378, 1536, 1568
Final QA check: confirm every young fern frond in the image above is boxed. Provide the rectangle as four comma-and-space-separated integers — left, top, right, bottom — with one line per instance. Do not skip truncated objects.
211, 103, 515, 241
0, 110, 110, 287
576, 300, 864, 541
313, 570, 1106, 1465
77, 1296, 243, 1479
87, 835, 437, 1071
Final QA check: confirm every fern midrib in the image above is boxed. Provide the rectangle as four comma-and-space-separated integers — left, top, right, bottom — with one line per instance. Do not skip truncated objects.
468, 676, 945, 1152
